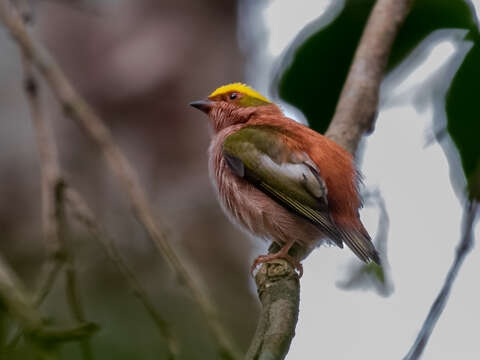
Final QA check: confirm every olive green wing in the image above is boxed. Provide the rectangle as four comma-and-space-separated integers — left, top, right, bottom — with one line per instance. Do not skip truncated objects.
223, 125, 343, 246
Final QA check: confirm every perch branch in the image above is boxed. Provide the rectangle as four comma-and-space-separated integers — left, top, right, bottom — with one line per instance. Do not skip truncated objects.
0, 2, 240, 358
326, 0, 414, 155
245, 260, 299, 360
248, 0, 413, 358
403, 201, 479, 360
65, 188, 179, 359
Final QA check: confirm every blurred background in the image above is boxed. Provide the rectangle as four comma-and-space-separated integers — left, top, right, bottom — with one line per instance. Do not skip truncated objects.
0, 0, 480, 359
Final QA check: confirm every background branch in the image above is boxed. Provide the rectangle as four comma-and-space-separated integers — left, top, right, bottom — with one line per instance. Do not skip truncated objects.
0, 254, 43, 335
10, 4, 95, 355
0, 253, 98, 359
21, 27, 65, 308
61, 196, 93, 360
24, 60, 94, 357
65, 188, 179, 359
4, 3, 178, 358
0, 2, 240, 358
247, 0, 413, 358
403, 201, 479, 360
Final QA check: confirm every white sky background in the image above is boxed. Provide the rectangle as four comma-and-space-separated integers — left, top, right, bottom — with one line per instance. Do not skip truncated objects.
240, 1, 480, 359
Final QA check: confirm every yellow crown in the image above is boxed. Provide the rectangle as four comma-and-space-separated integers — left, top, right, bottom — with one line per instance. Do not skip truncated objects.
209, 83, 271, 103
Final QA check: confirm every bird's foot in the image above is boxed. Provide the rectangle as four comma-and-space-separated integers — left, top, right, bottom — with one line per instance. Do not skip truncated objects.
251, 251, 303, 277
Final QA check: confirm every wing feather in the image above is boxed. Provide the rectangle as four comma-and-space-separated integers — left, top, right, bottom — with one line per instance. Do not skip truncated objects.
223, 126, 343, 247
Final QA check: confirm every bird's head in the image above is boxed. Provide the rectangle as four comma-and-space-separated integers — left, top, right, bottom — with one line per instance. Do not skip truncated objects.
190, 83, 279, 132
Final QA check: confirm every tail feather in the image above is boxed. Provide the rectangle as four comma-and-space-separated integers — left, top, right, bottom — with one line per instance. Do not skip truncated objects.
339, 228, 380, 265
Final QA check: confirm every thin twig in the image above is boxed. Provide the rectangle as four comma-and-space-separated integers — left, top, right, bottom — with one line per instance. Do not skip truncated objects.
0, 254, 44, 333
0, 2, 240, 358
403, 201, 478, 360
58, 184, 94, 360
65, 187, 179, 359
33, 261, 63, 307
34, 322, 99, 343
6, 28, 66, 349
8, 3, 176, 356
6, 260, 62, 348
11, 3, 94, 355
6, 53, 65, 348
326, 0, 414, 155
21, 27, 66, 306
247, 0, 414, 358
0, 253, 56, 360
24, 58, 94, 359
0, 254, 98, 359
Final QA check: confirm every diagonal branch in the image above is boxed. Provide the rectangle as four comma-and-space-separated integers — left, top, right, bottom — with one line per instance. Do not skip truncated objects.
0, 2, 240, 358
403, 201, 478, 360
247, 0, 414, 358
22, 50, 94, 360
65, 187, 179, 359
7, 3, 178, 357
60, 187, 94, 360
326, 0, 414, 155
21, 23, 65, 308
0, 253, 98, 359
0, 254, 44, 334
9, 3, 93, 355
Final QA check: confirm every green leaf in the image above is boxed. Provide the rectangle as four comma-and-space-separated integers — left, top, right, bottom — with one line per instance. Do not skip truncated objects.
275, 0, 480, 198
363, 262, 384, 284
446, 42, 480, 199
277, 0, 374, 134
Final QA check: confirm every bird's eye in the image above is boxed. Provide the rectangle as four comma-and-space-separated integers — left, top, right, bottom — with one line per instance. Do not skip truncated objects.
229, 92, 237, 100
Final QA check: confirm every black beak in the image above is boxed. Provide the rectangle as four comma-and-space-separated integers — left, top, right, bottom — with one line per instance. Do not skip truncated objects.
189, 99, 213, 114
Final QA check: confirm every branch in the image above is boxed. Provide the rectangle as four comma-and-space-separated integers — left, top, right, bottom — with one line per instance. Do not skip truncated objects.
248, 0, 413, 358
61, 198, 94, 360
0, 254, 43, 333
9, 3, 93, 355
65, 188, 179, 359
20, 20, 65, 307
403, 201, 479, 360
33, 322, 100, 344
0, 254, 97, 356
9, 4, 177, 357
326, 0, 414, 155
0, 2, 240, 358
245, 260, 299, 360
23, 53, 94, 359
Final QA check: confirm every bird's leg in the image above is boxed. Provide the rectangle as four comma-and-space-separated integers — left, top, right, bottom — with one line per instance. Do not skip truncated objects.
251, 240, 303, 277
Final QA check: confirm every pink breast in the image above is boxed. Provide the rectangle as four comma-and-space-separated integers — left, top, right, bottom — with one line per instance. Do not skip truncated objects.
207, 128, 322, 249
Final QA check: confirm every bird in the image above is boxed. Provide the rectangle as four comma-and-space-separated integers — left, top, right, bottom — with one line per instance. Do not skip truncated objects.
190, 83, 379, 275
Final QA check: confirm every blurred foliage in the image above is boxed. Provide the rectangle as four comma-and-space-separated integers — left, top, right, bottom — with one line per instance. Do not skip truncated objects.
276, 0, 480, 198
363, 262, 384, 284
